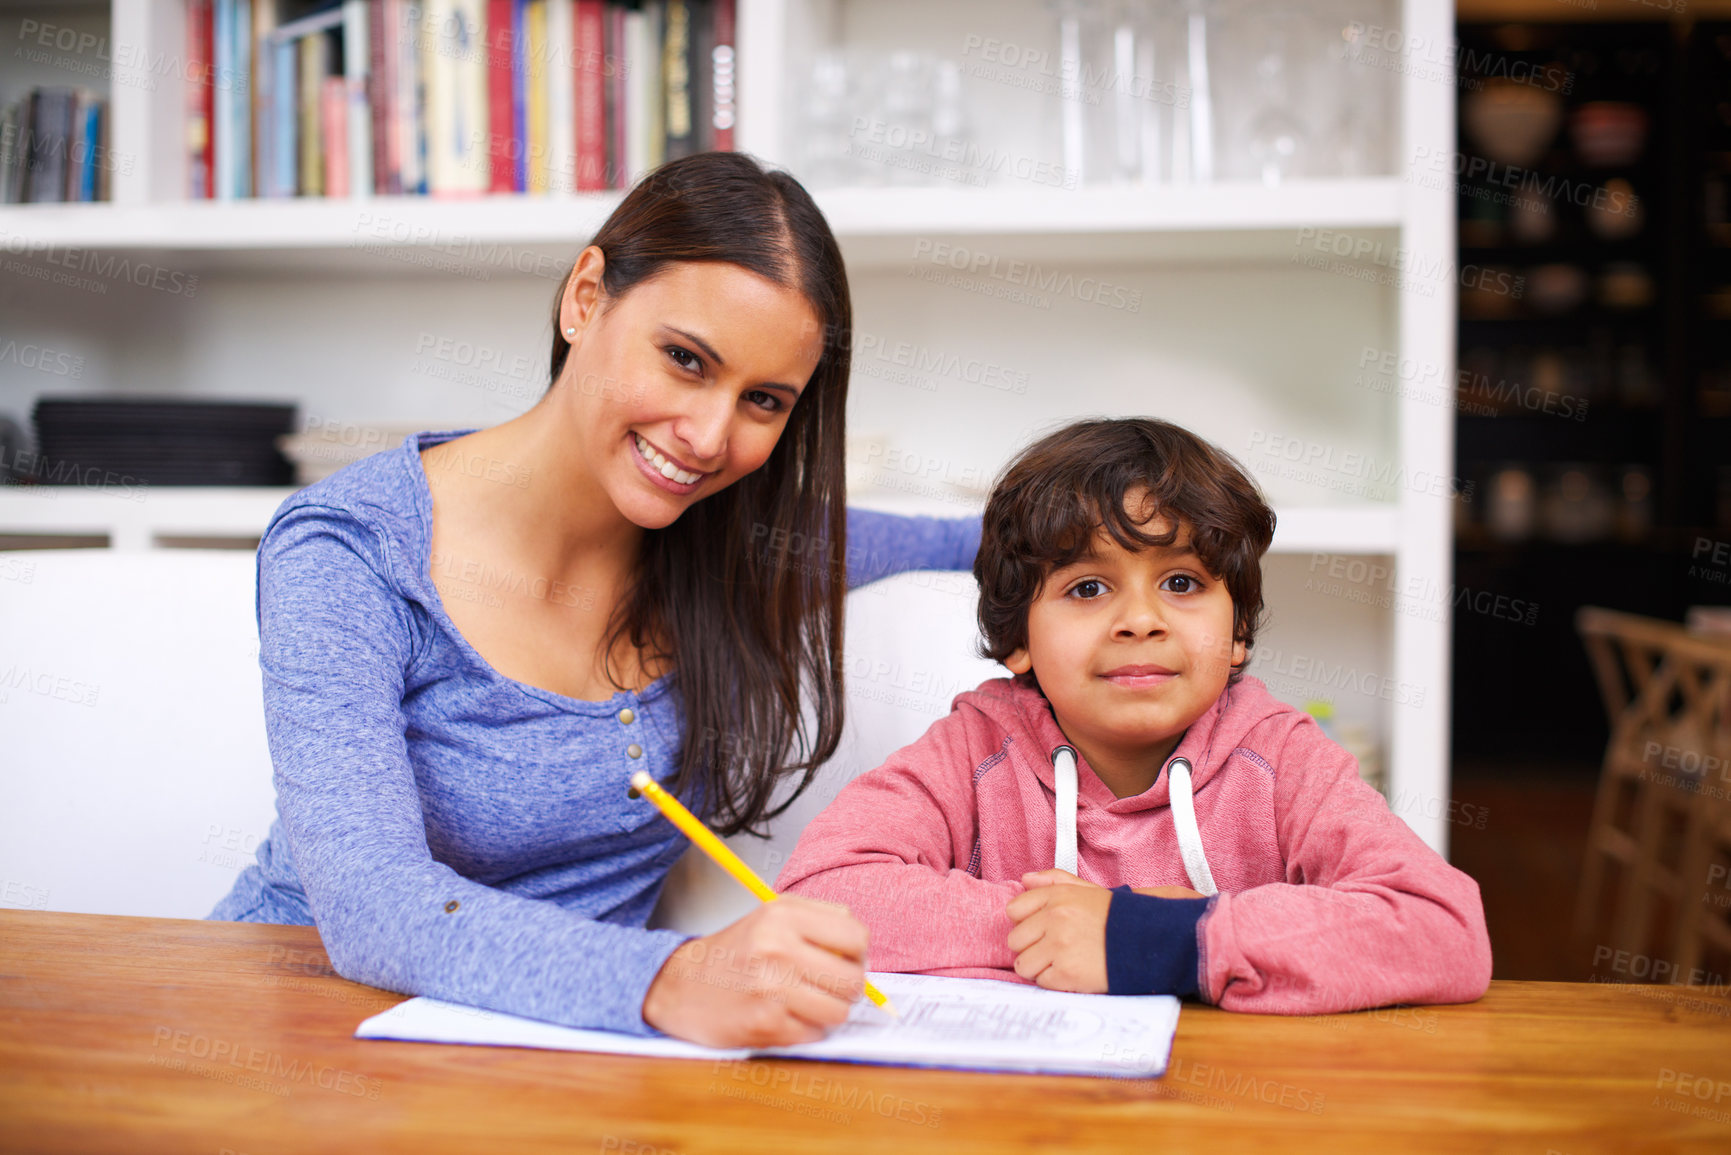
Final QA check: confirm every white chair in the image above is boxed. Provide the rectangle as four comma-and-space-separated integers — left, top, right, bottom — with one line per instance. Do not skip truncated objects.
0, 551, 999, 931
0, 549, 276, 919
650, 567, 1001, 933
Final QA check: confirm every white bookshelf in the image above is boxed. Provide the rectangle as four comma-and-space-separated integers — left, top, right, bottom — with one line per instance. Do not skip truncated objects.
0, 487, 1404, 553
0, 487, 295, 550
0, 0, 1456, 854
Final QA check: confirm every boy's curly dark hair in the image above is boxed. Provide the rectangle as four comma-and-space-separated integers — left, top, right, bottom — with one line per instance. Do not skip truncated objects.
973, 418, 1277, 684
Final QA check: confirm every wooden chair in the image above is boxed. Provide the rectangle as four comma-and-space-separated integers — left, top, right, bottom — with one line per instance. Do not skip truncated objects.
1574, 607, 1731, 985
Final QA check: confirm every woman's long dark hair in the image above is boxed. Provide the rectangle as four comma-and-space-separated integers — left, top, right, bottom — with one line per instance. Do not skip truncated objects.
547, 152, 850, 836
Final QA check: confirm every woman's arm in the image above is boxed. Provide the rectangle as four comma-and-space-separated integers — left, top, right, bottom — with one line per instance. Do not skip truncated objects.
844, 507, 981, 589
775, 707, 1026, 977
259, 505, 690, 1035
1196, 718, 1493, 1013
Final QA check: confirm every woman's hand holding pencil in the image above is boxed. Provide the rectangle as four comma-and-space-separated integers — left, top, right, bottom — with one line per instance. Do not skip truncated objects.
633, 771, 890, 1048
641, 899, 872, 1048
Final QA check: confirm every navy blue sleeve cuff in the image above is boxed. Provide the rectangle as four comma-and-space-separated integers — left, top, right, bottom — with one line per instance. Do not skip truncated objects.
1105, 887, 1210, 997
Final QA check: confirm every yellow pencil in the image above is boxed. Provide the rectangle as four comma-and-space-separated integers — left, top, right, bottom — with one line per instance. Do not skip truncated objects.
629, 770, 899, 1018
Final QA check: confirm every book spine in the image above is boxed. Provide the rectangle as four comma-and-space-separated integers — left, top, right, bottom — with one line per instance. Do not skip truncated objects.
511, 0, 526, 191
79, 94, 100, 202
526, 0, 547, 192
390, 0, 408, 193
641, 0, 662, 172
22, 93, 42, 203
344, 0, 372, 197
428, 0, 488, 194
395, 0, 422, 194
604, 1, 626, 188
1, 102, 21, 204
1, 103, 15, 204
255, 27, 274, 194
57, 89, 76, 202
323, 75, 349, 196
15, 101, 27, 204
203, 4, 219, 195
547, 0, 573, 194
689, 0, 711, 153
66, 89, 87, 202
423, 0, 451, 192
623, 5, 666, 183
485, 0, 514, 192
274, 35, 297, 196
92, 100, 107, 201
233, 0, 251, 196
412, 2, 430, 193
709, 0, 733, 151
50, 88, 73, 203
214, 0, 233, 199
251, 0, 278, 201
621, 7, 642, 183
372, 0, 397, 193
661, 0, 691, 160
70, 88, 93, 200
96, 99, 112, 201
573, 0, 604, 190
187, 0, 213, 198
299, 33, 323, 195
26, 89, 68, 204
455, 0, 489, 192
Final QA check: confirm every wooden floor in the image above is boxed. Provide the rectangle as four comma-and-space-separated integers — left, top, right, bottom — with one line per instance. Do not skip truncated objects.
1448, 759, 1601, 982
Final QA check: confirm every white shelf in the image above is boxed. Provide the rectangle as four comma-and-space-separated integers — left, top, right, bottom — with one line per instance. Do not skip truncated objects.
830, 180, 1403, 236
820, 180, 1403, 267
849, 494, 1400, 554
0, 179, 1404, 273
0, 488, 294, 551
0, 488, 1402, 557
1268, 508, 1401, 555
0, 195, 620, 249
0, 196, 619, 277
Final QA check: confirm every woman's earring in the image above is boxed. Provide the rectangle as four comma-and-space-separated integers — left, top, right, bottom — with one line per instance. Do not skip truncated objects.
564, 326, 576, 338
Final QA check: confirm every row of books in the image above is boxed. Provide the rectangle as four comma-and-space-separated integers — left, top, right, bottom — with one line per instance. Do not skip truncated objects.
189, 0, 738, 199
1, 89, 113, 204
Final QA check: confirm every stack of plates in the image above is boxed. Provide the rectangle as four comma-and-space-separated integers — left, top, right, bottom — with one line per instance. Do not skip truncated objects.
31, 397, 298, 486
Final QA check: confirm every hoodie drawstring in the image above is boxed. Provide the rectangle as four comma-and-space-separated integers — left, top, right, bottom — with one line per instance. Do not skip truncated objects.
1050, 747, 1218, 897
1051, 745, 1080, 874
1165, 757, 1218, 896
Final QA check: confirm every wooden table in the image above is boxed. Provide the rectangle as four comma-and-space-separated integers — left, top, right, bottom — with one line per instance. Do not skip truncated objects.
3, 911, 1729, 1154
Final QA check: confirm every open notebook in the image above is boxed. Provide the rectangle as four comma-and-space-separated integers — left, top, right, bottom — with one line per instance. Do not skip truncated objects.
356, 972, 1182, 1078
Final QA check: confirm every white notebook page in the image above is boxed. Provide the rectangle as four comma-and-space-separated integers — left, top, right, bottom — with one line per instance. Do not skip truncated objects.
356, 972, 1181, 1078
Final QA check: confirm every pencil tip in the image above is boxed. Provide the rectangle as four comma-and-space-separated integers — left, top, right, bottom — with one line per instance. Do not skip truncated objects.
882, 997, 901, 1019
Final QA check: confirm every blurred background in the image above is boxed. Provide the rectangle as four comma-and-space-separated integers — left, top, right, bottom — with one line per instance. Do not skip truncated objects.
2, 0, 1728, 985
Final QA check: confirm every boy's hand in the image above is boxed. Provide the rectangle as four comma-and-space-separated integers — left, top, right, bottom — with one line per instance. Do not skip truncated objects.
1005, 869, 1111, 994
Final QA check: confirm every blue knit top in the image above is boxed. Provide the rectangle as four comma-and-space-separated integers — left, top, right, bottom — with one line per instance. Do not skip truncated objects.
210, 431, 981, 1035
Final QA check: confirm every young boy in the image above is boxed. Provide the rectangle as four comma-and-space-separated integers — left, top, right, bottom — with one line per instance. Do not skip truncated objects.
777, 418, 1492, 1013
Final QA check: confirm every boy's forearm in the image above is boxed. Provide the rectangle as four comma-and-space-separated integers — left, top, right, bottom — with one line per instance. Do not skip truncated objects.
780, 862, 1023, 974
1197, 878, 1492, 1013
1219, 720, 1494, 1013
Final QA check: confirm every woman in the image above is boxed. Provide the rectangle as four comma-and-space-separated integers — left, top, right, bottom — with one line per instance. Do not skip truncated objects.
211, 153, 979, 1048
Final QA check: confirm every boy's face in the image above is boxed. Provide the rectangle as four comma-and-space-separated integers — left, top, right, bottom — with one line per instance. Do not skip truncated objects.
1003, 498, 1245, 779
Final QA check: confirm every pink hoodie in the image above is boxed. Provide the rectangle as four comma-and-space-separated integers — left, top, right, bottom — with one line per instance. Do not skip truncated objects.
776, 673, 1492, 1014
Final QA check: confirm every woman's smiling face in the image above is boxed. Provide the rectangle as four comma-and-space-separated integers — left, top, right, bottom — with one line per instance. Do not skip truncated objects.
557, 250, 825, 530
